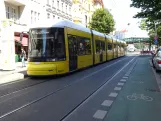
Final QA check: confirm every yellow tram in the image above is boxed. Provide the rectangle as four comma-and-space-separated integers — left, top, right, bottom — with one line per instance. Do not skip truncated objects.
27, 20, 126, 76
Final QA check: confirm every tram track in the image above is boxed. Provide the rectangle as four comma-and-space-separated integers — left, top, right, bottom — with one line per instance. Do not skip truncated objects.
61, 57, 137, 121
0, 56, 127, 99
0, 78, 53, 98
0, 56, 131, 120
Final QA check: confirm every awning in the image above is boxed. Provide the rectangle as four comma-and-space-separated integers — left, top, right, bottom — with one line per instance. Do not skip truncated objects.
14, 36, 28, 46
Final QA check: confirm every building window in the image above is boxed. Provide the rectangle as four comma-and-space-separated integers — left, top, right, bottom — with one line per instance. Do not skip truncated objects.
85, 15, 87, 26
66, 5, 67, 13
62, 3, 63, 12
47, 13, 50, 19
38, 13, 40, 20
57, 0, 59, 9
52, 0, 54, 8
69, 6, 71, 13
6, 6, 10, 19
31, 10, 33, 24
89, 4, 90, 11
34, 11, 37, 22
47, 0, 49, 4
11, 8, 16, 21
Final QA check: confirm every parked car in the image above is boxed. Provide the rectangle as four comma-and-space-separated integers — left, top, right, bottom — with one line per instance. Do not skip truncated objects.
152, 48, 161, 71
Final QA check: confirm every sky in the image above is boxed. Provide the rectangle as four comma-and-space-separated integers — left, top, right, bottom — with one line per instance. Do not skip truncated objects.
103, 0, 149, 37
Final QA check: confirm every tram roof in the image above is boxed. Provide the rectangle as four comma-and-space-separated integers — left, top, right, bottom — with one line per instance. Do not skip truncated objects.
30, 20, 91, 34
105, 35, 112, 39
92, 30, 105, 37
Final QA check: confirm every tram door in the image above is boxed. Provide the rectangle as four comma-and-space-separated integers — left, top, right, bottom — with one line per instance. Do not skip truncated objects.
68, 36, 78, 71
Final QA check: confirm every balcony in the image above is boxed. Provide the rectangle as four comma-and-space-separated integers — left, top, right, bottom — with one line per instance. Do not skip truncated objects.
4, 0, 26, 6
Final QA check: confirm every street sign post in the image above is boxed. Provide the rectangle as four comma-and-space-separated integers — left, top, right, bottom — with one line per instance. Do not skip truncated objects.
154, 36, 158, 40
154, 36, 158, 45
154, 39, 158, 45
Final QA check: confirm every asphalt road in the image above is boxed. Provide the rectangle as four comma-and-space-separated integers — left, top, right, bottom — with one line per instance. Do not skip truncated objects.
0, 56, 137, 121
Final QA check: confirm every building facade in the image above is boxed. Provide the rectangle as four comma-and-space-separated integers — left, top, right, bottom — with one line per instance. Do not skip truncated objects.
45, 0, 72, 21
0, 0, 73, 54
72, 0, 104, 27
0, 0, 73, 70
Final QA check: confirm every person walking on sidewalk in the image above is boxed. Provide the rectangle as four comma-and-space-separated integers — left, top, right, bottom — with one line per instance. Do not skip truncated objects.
21, 48, 26, 67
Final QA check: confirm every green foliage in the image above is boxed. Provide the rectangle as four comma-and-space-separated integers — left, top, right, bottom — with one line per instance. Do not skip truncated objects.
147, 25, 161, 45
130, 0, 161, 21
134, 43, 145, 49
89, 8, 115, 34
139, 19, 148, 30
131, 0, 161, 45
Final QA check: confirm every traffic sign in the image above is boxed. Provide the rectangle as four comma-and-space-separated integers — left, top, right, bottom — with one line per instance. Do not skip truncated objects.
154, 39, 158, 45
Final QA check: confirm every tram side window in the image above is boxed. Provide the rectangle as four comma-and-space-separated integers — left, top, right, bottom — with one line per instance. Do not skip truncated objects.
96, 40, 100, 53
77, 37, 91, 55
96, 40, 105, 53
101, 41, 105, 51
77, 36, 86, 55
108, 43, 112, 50
67, 35, 91, 56
68, 35, 78, 55
114, 44, 117, 50
117, 45, 119, 50
84, 38, 91, 55
54, 28, 66, 59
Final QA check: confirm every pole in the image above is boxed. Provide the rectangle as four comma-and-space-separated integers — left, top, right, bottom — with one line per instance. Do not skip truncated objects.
154, 22, 159, 48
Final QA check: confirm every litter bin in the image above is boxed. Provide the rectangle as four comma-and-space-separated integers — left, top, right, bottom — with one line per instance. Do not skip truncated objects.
15, 54, 19, 62
18, 55, 21, 62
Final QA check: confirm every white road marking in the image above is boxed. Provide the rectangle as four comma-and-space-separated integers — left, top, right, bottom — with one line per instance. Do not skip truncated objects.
114, 87, 122, 90
118, 83, 124, 86
61, 57, 136, 121
109, 92, 118, 97
93, 110, 107, 119
127, 93, 153, 101
120, 79, 126, 82
123, 77, 128, 79
101, 100, 113, 107
131, 81, 144, 84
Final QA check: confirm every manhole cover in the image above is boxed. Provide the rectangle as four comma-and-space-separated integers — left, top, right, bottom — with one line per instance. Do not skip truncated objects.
145, 88, 160, 92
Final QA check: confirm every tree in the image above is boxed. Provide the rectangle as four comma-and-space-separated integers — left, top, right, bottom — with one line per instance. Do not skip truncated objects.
131, 0, 161, 45
130, 0, 161, 22
139, 19, 148, 30
89, 8, 115, 34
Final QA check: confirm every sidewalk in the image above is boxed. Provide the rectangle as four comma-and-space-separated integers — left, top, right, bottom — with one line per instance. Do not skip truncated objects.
105, 55, 161, 121
0, 62, 28, 84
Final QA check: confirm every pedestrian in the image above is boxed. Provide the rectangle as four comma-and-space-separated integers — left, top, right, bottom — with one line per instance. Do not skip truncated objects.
21, 48, 26, 67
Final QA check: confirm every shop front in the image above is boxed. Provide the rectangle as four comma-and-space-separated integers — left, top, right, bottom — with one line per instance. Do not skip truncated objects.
14, 32, 28, 62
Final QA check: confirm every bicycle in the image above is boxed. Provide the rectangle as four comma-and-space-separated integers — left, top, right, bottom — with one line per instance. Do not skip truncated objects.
127, 93, 153, 101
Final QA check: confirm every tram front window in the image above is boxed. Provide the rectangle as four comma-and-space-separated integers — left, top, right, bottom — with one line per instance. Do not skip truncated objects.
29, 28, 66, 61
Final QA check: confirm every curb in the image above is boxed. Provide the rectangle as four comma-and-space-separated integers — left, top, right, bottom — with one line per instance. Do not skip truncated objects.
0, 72, 28, 86
149, 60, 161, 91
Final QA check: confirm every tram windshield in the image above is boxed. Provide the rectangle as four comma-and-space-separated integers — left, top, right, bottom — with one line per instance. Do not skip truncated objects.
28, 28, 66, 61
